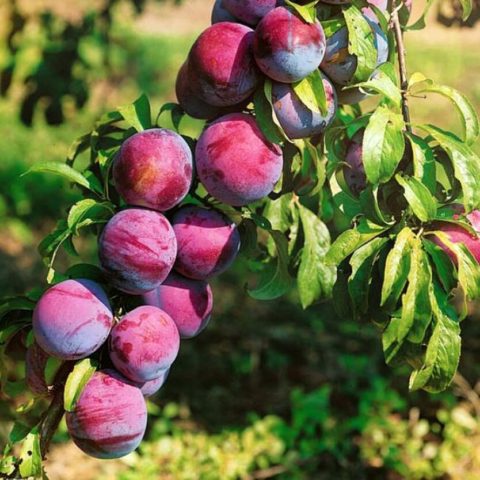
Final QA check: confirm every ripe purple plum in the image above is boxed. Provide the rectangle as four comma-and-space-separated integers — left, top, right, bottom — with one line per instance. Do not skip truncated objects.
143, 272, 213, 338
211, 0, 239, 23
223, 0, 277, 25
196, 113, 283, 205
254, 7, 326, 83
343, 135, 367, 195
113, 129, 193, 211
138, 369, 170, 397
188, 22, 259, 107
66, 370, 147, 459
320, 17, 388, 86
109, 306, 180, 383
271, 73, 337, 139
98, 209, 177, 295
172, 206, 241, 280
33, 279, 113, 360
25, 342, 49, 396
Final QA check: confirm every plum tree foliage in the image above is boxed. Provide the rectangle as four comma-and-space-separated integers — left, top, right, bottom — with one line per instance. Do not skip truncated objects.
1, 0, 480, 477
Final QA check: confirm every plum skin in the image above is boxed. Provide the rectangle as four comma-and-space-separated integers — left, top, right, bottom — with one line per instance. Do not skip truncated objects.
188, 22, 260, 107
271, 73, 337, 140
66, 370, 147, 459
196, 113, 283, 206
109, 306, 180, 383
113, 129, 193, 212
138, 369, 170, 397
32, 279, 113, 361
344, 135, 367, 196
211, 0, 239, 23
254, 7, 326, 83
223, 0, 277, 26
143, 272, 214, 338
98, 209, 177, 295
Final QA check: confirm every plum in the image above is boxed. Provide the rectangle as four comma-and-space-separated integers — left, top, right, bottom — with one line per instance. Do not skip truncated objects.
343, 135, 367, 195
113, 129, 192, 212
188, 22, 259, 107
143, 271, 213, 338
271, 72, 337, 139
25, 342, 49, 396
66, 370, 147, 459
33, 279, 113, 360
98, 209, 177, 295
223, 0, 277, 25
172, 206, 241, 280
138, 368, 170, 397
109, 306, 180, 383
320, 17, 388, 86
254, 7, 326, 83
211, 0, 239, 23
196, 113, 283, 205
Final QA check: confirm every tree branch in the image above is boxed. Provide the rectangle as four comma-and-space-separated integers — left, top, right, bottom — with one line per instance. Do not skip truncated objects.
391, 4, 412, 132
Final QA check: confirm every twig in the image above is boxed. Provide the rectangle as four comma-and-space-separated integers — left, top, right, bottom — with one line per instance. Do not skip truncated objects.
247, 464, 287, 479
391, 3, 412, 132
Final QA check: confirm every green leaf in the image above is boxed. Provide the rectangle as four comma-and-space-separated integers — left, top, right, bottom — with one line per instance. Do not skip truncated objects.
285, 0, 317, 22
64, 358, 98, 412
396, 174, 437, 222
118, 93, 152, 132
381, 227, 414, 310
363, 106, 405, 184
157, 102, 184, 131
422, 238, 456, 293
348, 237, 388, 315
406, 0, 434, 31
409, 74, 479, 145
406, 132, 436, 194
409, 290, 461, 393
253, 81, 285, 145
358, 186, 395, 226
67, 199, 114, 235
458, 0, 473, 21
419, 124, 480, 212
9, 422, 31, 444
0, 296, 35, 320
19, 427, 42, 478
23, 162, 102, 194
292, 69, 327, 116
343, 5, 378, 82
326, 219, 387, 265
296, 203, 336, 308
248, 230, 294, 300
322, 17, 345, 37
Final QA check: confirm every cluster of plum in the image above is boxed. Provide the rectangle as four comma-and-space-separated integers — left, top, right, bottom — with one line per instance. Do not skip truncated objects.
176, 0, 391, 139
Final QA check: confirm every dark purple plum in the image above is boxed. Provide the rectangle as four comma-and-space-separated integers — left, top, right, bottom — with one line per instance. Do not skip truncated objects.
254, 7, 326, 83
223, 0, 277, 25
172, 206, 241, 280
25, 342, 49, 396
66, 370, 147, 459
188, 22, 260, 107
343, 135, 367, 195
196, 113, 283, 205
143, 272, 213, 338
98, 209, 177, 295
109, 306, 180, 383
271, 73, 337, 139
138, 369, 170, 397
211, 0, 239, 23
33, 279, 113, 360
113, 129, 193, 211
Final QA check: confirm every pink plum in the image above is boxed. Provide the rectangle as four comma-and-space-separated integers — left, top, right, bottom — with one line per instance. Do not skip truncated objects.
33, 279, 113, 360
188, 22, 260, 107
98, 209, 177, 295
138, 368, 170, 397
196, 113, 283, 206
66, 370, 147, 459
143, 272, 213, 338
113, 129, 193, 212
109, 306, 180, 383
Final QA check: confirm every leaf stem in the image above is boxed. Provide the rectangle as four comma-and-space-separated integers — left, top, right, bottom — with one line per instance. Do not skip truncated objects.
391, 3, 412, 132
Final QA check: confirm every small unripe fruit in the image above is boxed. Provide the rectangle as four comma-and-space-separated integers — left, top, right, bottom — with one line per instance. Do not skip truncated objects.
196, 113, 283, 205
143, 272, 213, 338
98, 209, 177, 295
33, 279, 113, 360
109, 306, 180, 383
66, 370, 147, 459
254, 7, 326, 83
113, 129, 193, 212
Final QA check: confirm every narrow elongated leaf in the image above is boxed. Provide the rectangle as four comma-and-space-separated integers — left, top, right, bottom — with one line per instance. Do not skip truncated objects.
19, 427, 42, 478
419, 125, 480, 212
406, 0, 434, 30
406, 132, 436, 194
396, 175, 437, 222
157, 102, 184, 131
363, 106, 405, 184
292, 69, 327, 116
348, 237, 388, 315
285, 0, 317, 22
67, 199, 114, 235
381, 227, 414, 310
253, 82, 285, 144
64, 358, 97, 412
458, 0, 473, 21
118, 94, 152, 132
422, 238, 456, 293
297, 204, 336, 308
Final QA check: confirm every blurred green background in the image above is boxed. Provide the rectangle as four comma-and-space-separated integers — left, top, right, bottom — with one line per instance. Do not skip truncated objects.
1, 1, 480, 479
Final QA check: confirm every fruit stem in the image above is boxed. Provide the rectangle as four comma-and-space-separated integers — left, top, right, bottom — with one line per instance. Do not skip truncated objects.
391, 3, 412, 132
